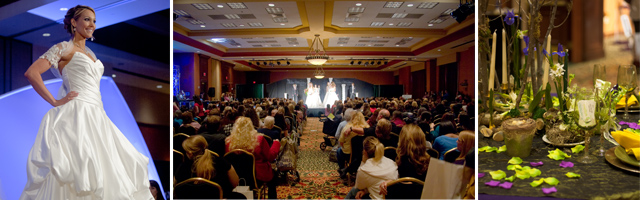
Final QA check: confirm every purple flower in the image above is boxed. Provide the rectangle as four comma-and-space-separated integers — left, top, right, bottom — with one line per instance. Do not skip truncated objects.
559, 161, 574, 168
504, 10, 518, 25
552, 43, 566, 57
620, 121, 640, 129
542, 49, 548, 56
485, 180, 501, 187
499, 182, 513, 189
478, 173, 486, 178
530, 161, 544, 167
523, 36, 530, 56
542, 187, 557, 194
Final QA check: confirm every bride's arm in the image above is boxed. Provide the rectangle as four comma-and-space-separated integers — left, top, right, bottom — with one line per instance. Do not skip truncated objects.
24, 59, 78, 107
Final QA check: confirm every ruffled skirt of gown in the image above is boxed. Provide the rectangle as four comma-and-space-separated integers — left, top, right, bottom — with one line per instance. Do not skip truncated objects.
20, 99, 153, 200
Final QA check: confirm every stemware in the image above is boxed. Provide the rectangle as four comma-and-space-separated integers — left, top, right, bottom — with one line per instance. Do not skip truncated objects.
576, 92, 598, 164
617, 65, 637, 119
592, 64, 607, 156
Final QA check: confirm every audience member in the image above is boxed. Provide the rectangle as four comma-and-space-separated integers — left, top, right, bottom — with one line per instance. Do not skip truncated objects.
257, 116, 281, 141
149, 180, 165, 200
453, 130, 475, 165
432, 121, 459, 160
375, 119, 397, 148
337, 112, 370, 174
344, 136, 398, 200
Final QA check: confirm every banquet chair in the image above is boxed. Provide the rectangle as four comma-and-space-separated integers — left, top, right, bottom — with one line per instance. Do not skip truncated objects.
426, 147, 440, 159
384, 177, 425, 199
174, 177, 223, 199
173, 150, 184, 174
263, 134, 274, 147
224, 149, 266, 199
173, 133, 190, 154
207, 149, 219, 158
384, 146, 397, 160
443, 148, 460, 163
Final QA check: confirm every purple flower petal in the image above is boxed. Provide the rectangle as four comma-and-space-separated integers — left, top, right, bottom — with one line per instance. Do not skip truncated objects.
478, 173, 486, 178
485, 180, 501, 187
559, 161, 574, 168
620, 121, 640, 129
542, 187, 557, 194
530, 161, 544, 167
499, 182, 513, 189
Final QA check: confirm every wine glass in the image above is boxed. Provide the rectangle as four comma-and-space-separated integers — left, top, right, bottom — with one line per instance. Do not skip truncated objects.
592, 64, 607, 156
617, 65, 637, 120
576, 92, 598, 164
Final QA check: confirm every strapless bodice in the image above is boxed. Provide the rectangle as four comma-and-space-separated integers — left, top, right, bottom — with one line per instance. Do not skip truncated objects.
61, 52, 104, 107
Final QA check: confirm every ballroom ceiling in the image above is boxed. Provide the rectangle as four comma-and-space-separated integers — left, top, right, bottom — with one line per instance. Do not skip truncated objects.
173, 0, 475, 71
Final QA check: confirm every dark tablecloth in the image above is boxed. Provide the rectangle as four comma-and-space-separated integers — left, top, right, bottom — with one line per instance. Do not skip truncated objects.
478, 114, 640, 200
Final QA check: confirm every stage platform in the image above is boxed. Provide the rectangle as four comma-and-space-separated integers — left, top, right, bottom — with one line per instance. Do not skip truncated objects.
306, 108, 326, 117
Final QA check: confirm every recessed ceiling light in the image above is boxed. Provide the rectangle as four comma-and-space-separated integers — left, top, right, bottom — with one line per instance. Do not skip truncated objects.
356, 3, 362, 6
391, 13, 408, 19
384, 2, 403, 8
221, 23, 236, 27
60, 8, 68, 11
239, 24, 245, 26
157, 85, 163, 89
248, 22, 263, 27
367, 44, 372, 46
200, 25, 206, 27
226, 3, 248, 9
293, 45, 297, 46
397, 22, 413, 27
395, 45, 399, 46
347, 23, 353, 25
438, 49, 441, 51
174, 10, 189, 16
370, 21, 385, 26
268, 3, 275, 7
224, 14, 240, 19
407, 4, 414, 7
389, 23, 394, 26
112, 74, 116, 78
280, 23, 285, 25
192, 3, 214, 10
340, 44, 344, 46
237, 46, 241, 47
428, 24, 434, 27
217, 5, 224, 8
417, 2, 439, 9
42, 33, 50, 37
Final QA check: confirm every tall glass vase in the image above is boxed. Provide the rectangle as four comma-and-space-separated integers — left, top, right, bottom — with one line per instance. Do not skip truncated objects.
577, 130, 598, 163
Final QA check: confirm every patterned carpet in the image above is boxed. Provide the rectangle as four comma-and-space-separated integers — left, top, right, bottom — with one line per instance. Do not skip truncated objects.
276, 118, 352, 199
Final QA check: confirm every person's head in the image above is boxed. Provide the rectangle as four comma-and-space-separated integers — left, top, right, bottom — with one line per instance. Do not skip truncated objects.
438, 121, 457, 135
456, 130, 475, 158
227, 117, 259, 151
343, 108, 355, 122
397, 124, 430, 175
350, 111, 369, 128
458, 112, 472, 131
420, 111, 432, 122
64, 5, 96, 39
362, 136, 384, 162
271, 109, 278, 117
181, 111, 193, 124
442, 112, 456, 123
182, 135, 214, 180
149, 180, 164, 200
204, 116, 221, 133
391, 111, 403, 120
174, 110, 182, 119
264, 116, 275, 129
377, 109, 390, 121
375, 119, 392, 139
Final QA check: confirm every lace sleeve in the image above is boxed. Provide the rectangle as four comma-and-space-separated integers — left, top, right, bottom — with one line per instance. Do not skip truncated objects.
39, 42, 71, 70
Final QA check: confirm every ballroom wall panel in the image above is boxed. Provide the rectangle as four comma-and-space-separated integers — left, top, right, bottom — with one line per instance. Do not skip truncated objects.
458, 47, 475, 96
270, 71, 394, 85
0, 37, 32, 95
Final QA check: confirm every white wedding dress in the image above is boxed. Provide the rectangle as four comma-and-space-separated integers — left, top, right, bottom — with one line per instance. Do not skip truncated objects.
322, 86, 340, 108
20, 41, 153, 200
305, 87, 323, 108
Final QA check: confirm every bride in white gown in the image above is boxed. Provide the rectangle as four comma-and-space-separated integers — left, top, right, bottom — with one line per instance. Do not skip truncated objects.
21, 5, 153, 199
305, 82, 323, 108
322, 82, 340, 108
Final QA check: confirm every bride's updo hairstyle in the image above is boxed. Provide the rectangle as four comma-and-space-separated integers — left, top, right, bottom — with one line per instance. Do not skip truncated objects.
63, 5, 95, 36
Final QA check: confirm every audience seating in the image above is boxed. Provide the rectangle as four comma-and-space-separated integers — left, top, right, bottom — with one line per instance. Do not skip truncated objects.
384, 146, 397, 161
426, 147, 440, 159
263, 134, 273, 147
443, 148, 461, 163
174, 177, 223, 199
173, 149, 184, 174
224, 149, 266, 199
384, 177, 425, 199
173, 133, 190, 154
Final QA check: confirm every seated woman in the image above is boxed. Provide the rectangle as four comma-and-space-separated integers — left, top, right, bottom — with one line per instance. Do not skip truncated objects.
432, 121, 459, 160
375, 119, 397, 148
337, 112, 370, 173
176, 135, 245, 199
453, 130, 475, 165
390, 111, 405, 128
226, 117, 280, 199
378, 124, 431, 198
257, 116, 281, 141
345, 136, 398, 200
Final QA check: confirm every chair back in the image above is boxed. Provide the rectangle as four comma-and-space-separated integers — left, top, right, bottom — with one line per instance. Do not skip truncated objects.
384, 177, 425, 199
384, 146, 397, 160
443, 148, 461, 163
223, 149, 259, 189
173, 149, 184, 174
174, 177, 223, 199
173, 133, 190, 154
262, 134, 273, 146
426, 147, 439, 159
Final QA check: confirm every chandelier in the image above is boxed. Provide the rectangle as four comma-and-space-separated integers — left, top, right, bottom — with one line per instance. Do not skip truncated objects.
306, 34, 329, 65
313, 65, 325, 79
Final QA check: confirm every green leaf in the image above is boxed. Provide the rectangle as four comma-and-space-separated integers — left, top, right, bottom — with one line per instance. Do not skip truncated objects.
478, 146, 493, 152
530, 179, 545, 187
505, 176, 516, 182
486, 147, 498, 152
571, 145, 585, 154
529, 168, 542, 177
490, 170, 507, 180
565, 172, 581, 178
544, 177, 560, 186
529, 88, 546, 114
507, 165, 522, 170
497, 145, 507, 153
532, 107, 546, 119
545, 83, 553, 110
547, 149, 571, 160
515, 170, 531, 179
508, 157, 523, 165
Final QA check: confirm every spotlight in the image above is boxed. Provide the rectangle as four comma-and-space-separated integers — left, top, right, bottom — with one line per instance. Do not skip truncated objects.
451, 1, 474, 23
384, 61, 388, 65
350, 60, 354, 65
357, 60, 362, 65
370, 60, 375, 65
277, 61, 281, 65
263, 61, 268, 65
287, 60, 291, 65
248, 61, 252, 65
377, 61, 382, 65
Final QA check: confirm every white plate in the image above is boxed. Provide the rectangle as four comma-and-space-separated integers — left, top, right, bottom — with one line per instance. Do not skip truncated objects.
542, 135, 586, 147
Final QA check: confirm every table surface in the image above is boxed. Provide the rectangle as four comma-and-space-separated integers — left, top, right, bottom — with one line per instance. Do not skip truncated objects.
478, 113, 640, 199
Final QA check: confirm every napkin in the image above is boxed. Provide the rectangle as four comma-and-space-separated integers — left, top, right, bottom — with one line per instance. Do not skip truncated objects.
611, 130, 640, 160
616, 94, 638, 109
